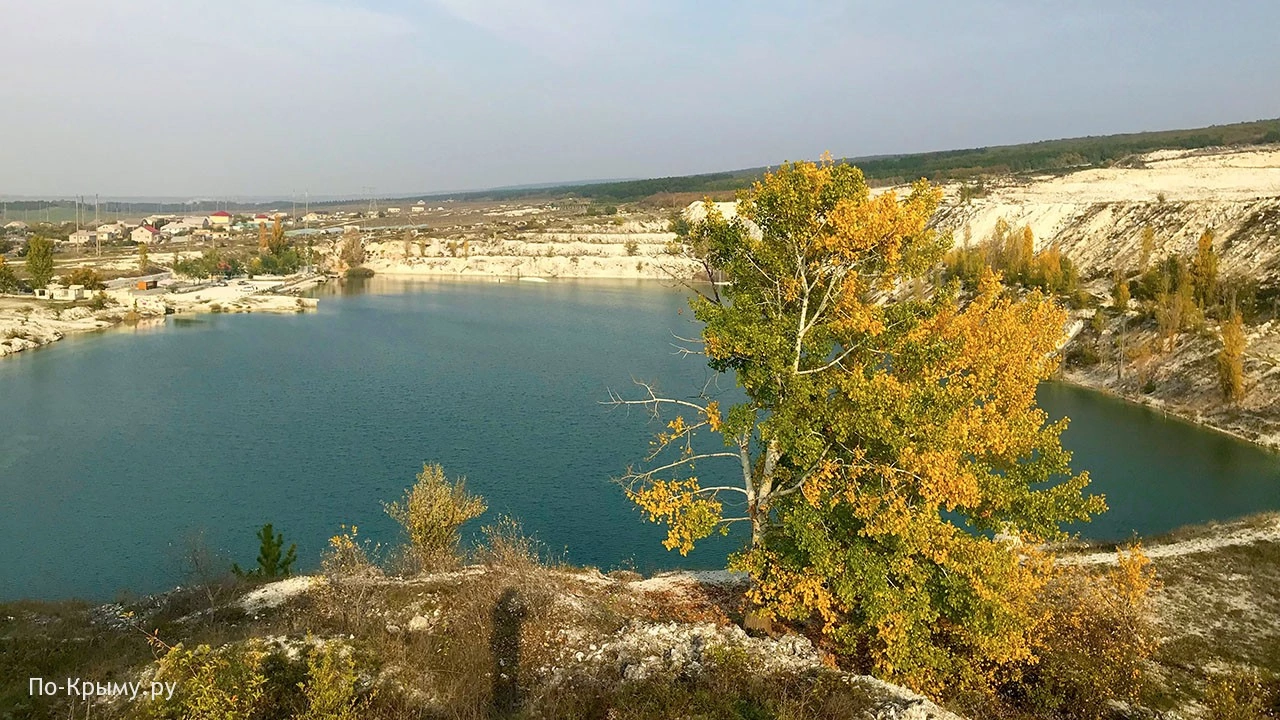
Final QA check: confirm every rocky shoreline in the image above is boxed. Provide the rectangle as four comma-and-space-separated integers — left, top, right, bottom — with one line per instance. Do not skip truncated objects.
0, 276, 321, 360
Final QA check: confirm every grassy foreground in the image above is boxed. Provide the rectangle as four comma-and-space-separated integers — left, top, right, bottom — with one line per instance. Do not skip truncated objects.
3, 514, 1280, 719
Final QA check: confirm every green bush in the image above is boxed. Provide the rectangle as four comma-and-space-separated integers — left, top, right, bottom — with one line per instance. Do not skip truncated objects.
141, 639, 369, 720
63, 267, 106, 290
0, 259, 20, 293
142, 641, 269, 719
298, 643, 368, 720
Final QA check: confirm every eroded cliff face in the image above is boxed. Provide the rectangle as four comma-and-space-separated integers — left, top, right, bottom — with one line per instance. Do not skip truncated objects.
932, 146, 1280, 281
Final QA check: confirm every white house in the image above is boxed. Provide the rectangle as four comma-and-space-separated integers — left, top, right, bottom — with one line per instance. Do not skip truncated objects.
67, 229, 94, 245
302, 212, 328, 223
386, 207, 402, 216
410, 201, 426, 214
161, 221, 192, 235
35, 284, 87, 301
5, 220, 30, 231
183, 216, 210, 229
132, 225, 161, 244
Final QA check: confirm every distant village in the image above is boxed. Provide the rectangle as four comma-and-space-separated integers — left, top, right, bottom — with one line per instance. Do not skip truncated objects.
1, 199, 445, 248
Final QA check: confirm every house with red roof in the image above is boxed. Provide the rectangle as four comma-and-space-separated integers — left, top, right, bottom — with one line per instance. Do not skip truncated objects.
131, 225, 161, 244
208, 210, 233, 227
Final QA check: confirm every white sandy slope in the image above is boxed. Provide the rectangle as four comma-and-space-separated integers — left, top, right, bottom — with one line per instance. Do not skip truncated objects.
343, 219, 705, 280
934, 146, 1280, 278
676, 146, 1280, 280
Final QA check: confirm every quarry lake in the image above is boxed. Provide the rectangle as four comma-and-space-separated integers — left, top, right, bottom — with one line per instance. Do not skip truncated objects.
2, 277, 1278, 601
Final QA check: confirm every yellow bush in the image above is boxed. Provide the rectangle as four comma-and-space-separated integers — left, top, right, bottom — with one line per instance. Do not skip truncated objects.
1012, 548, 1160, 718
384, 463, 487, 571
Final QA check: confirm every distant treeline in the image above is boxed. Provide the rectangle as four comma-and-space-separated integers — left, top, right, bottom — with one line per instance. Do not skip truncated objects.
849, 118, 1280, 184
395, 117, 1280, 204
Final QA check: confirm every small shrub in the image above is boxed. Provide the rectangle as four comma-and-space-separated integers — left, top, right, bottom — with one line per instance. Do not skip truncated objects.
1068, 289, 1093, 309
298, 642, 369, 720
143, 641, 270, 719
315, 525, 383, 632
1066, 344, 1101, 367
477, 516, 544, 572
624, 239, 640, 256
320, 524, 379, 579
958, 181, 988, 202
1007, 549, 1160, 719
344, 266, 374, 278
1203, 669, 1280, 720
384, 463, 487, 572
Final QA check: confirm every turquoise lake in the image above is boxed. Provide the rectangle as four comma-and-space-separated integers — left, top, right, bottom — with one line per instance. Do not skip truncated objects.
1, 277, 1278, 600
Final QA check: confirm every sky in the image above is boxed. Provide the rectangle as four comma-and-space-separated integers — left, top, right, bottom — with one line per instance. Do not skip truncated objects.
1, 0, 1278, 199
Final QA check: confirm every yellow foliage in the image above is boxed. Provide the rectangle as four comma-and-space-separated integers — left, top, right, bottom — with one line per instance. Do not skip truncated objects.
1219, 309, 1246, 403
1019, 548, 1160, 717
628, 478, 722, 555
626, 158, 1106, 707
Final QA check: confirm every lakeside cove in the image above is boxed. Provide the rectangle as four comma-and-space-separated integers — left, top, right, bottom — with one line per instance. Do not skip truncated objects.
1, 276, 1277, 604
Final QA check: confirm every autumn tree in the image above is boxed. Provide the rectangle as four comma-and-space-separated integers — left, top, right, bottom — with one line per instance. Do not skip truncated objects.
138, 242, 150, 273
615, 159, 1104, 695
1218, 308, 1246, 403
1113, 270, 1130, 310
25, 235, 54, 289
1154, 257, 1198, 350
1139, 224, 1155, 270
1190, 228, 1218, 308
338, 235, 365, 270
266, 219, 289, 256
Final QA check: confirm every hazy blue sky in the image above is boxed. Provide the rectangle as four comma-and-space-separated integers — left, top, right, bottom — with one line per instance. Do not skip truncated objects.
2, 0, 1277, 198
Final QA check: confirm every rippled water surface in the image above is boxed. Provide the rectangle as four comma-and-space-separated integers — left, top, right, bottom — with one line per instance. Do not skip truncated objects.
1, 277, 1276, 600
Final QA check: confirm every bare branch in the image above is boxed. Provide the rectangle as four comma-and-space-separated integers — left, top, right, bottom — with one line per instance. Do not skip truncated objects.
795, 343, 861, 376
626, 453, 743, 479
602, 381, 709, 417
